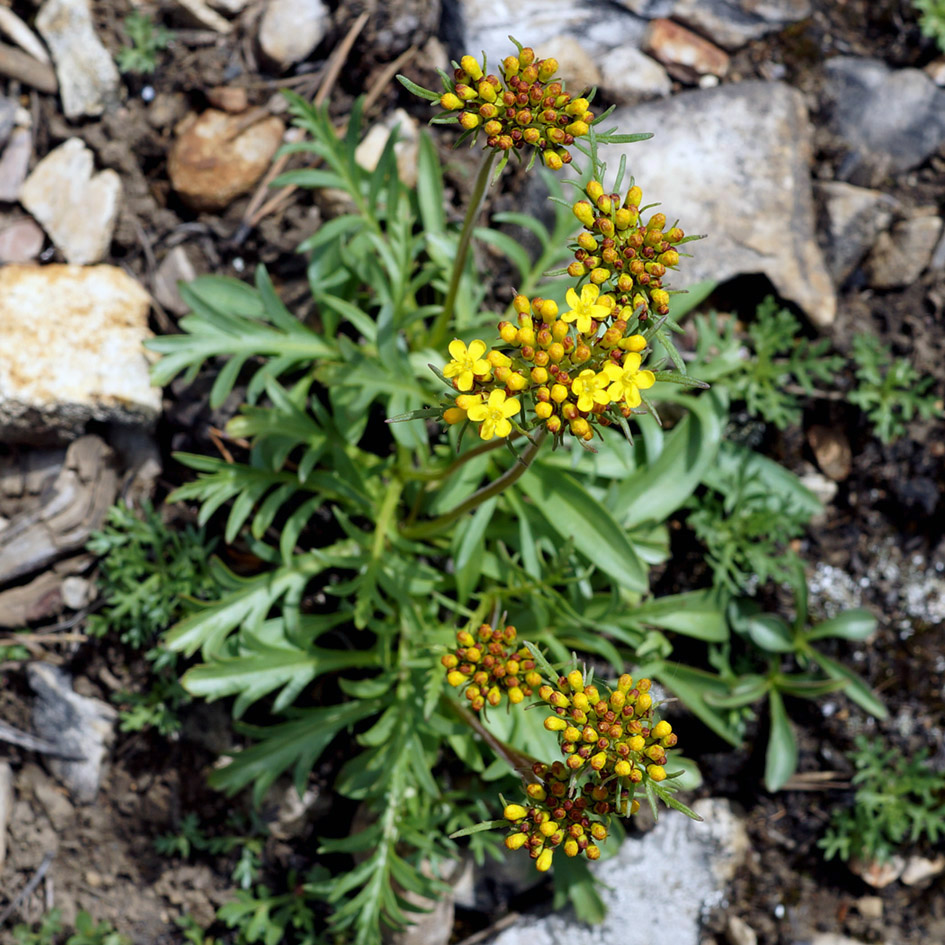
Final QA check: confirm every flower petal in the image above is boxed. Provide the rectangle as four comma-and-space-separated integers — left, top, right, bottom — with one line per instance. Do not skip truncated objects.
467, 403, 488, 421
565, 287, 580, 309
501, 397, 521, 417
636, 370, 656, 390
580, 284, 600, 304
448, 338, 467, 359
468, 339, 487, 359
494, 418, 512, 437
487, 388, 507, 408
623, 352, 642, 372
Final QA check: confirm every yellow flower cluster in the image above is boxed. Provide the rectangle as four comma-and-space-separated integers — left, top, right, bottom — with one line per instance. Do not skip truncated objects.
442, 623, 542, 712
442, 296, 656, 442
569, 179, 686, 318
437, 45, 593, 169
502, 670, 679, 872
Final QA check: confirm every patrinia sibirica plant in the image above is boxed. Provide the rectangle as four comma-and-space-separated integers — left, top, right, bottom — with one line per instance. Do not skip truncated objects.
141, 37, 886, 944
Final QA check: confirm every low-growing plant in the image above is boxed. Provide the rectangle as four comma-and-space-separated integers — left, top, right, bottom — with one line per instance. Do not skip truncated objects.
690, 297, 843, 429
915, 0, 945, 51
848, 331, 938, 444
87, 500, 217, 734
11, 911, 130, 945
138, 37, 888, 943
116, 10, 174, 75
820, 733, 945, 863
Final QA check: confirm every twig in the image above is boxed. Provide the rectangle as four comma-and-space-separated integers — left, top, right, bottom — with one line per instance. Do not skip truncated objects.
454, 912, 522, 945
782, 382, 846, 402
0, 851, 55, 928
0, 720, 86, 760
0, 632, 87, 646
235, 11, 369, 240
0, 40, 56, 93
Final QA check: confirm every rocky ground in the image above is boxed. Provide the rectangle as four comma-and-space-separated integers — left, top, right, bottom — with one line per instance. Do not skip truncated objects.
0, 1, 944, 943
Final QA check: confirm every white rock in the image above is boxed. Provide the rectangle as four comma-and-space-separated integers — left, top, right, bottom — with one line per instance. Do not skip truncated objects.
19, 137, 121, 265
0, 127, 33, 201
605, 43, 672, 99
536, 35, 602, 92
485, 800, 748, 945
815, 180, 898, 283
900, 854, 945, 886
595, 81, 837, 326
855, 895, 883, 918
207, 0, 249, 11
174, 0, 232, 32
456, 0, 648, 66
36, 0, 120, 119
354, 109, 420, 189
865, 216, 943, 289
0, 217, 44, 262
0, 264, 160, 437
259, 0, 330, 69
672, 0, 811, 51
725, 915, 758, 945
811, 936, 887, 945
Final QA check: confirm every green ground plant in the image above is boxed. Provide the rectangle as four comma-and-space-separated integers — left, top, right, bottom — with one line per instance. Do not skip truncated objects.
11, 911, 130, 945
820, 733, 945, 863
848, 331, 938, 444
86, 500, 217, 734
916, 0, 945, 50
116, 10, 174, 75
129, 38, 888, 944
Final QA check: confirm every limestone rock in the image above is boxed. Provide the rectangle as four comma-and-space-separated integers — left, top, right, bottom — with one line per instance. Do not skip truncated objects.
672, 0, 811, 50
594, 81, 837, 326
28, 662, 117, 804
0, 264, 159, 441
19, 137, 121, 265
605, 44, 672, 99
824, 57, 945, 181
354, 109, 421, 189
153, 244, 198, 315
168, 109, 285, 212
175, 0, 232, 32
643, 18, 730, 80
535, 35, 602, 92
36, 0, 120, 119
259, 0, 329, 69
454, 0, 648, 66
864, 216, 943, 289
815, 180, 898, 283
0, 127, 33, 201
484, 799, 748, 945
0, 217, 44, 262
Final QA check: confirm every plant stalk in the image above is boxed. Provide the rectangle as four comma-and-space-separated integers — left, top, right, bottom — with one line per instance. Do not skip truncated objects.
428, 150, 497, 349
400, 429, 547, 540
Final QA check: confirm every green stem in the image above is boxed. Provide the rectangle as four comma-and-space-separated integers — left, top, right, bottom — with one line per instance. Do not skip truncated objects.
400, 429, 547, 540
398, 432, 517, 483
428, 151, 497, 349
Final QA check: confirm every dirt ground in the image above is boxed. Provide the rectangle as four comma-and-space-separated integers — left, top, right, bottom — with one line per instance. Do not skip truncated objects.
1, 0, 944, 943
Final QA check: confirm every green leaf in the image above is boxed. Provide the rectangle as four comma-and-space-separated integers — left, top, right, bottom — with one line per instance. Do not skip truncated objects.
652, 783, 704, 820
745, 613, 795, 653
396, 74, 441, 102
451, 496, 497, 603
807, 649, 888, 719
519, 465, 648, 593
209, 700, 382, 805
804, 609, 877, 642
764, 689, 798, 792
448, 819, 506, 839
551, 855, 607, 925
617, 389, 727, 528
704, 674, 769, 709
627, 590, 728, 642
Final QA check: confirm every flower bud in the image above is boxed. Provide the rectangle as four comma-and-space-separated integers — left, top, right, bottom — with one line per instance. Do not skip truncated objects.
572, 200, 595, 228
506, 832, 528, 850
458, 112, 480, 131
545, 716, 567, 731
567, 260, 586, 278
538, 57, 558, 81
652, 720, 672, 739
565, 120, 588, 138
440, 92, 463, 110
461, 55, 483, 81
543, 150, 563, 170
636, 692, 653, 712
625, 185, 643, 207
589, 267, 610, 285
536, 848, 553, 872
647, 764, 667, 782
443, 407, 465, 425
504, 804, 528, 822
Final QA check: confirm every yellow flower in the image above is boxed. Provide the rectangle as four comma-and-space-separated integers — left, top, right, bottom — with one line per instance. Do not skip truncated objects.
443, 339, 490, 391
466, 389, 520, 440
561, 284, 611, 334
602, 352, 656, 407
570, 369, 611, 412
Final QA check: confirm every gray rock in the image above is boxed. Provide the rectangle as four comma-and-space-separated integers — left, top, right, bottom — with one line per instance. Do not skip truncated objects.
28, 662, 117, 804
259, 0, 329, 69
0, 216, 44, 262
605, 44, 672, 99
617, 0, 675, 15
536, 35, 602, 92
0, 96, 15, 150
485, 800, 748, 945
19, 137, 121, 265
672, 0, 811, 50
36, 0, 120, 119
824, 58, 945, 181
930, 226, 945, 270
594, 81, 836, 325
815, 181, 898, 283
153, 244, 198, 316
864, 216, 943, 289
0, 264, 159, 442
454, 0, 647, 65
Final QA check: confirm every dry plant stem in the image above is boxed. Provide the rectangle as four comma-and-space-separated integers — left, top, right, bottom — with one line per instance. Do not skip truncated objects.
401, 428, 547, 539
429, 150, 497, 349
0, 40, 56, 92
0, 851, 55, 928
